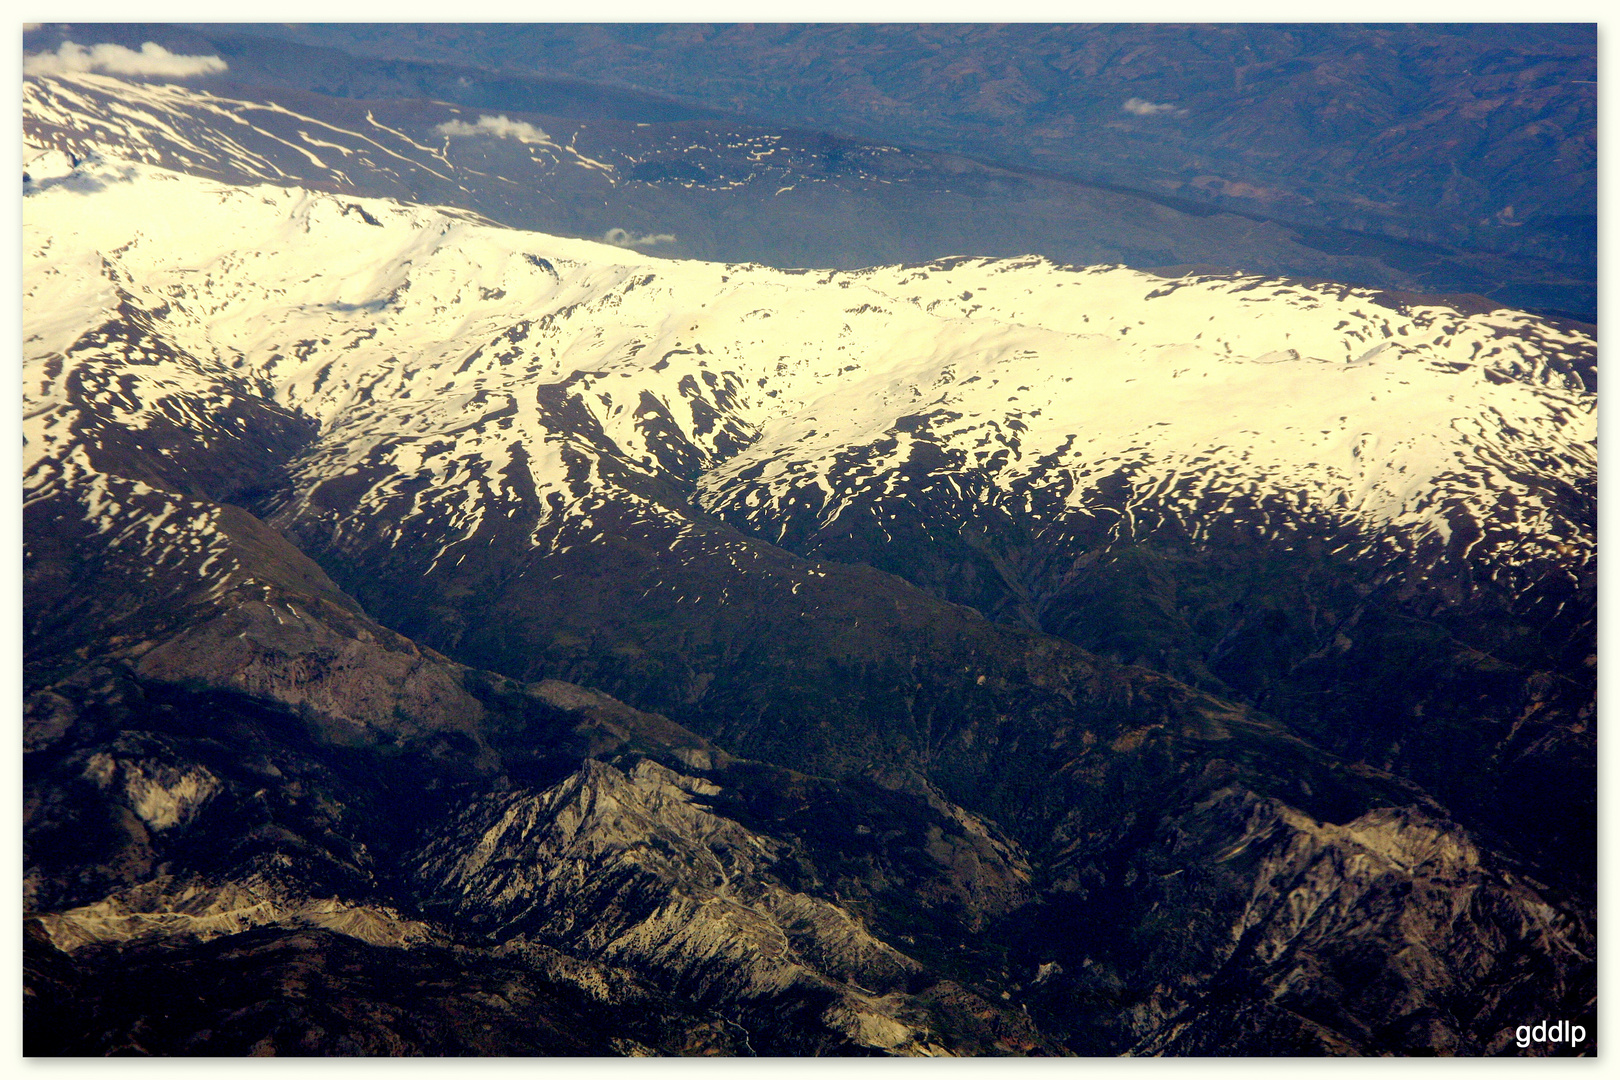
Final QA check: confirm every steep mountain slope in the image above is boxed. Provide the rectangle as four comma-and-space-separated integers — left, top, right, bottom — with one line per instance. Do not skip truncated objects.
20, 273, 1045, 1052
23, 149, 1596, 1055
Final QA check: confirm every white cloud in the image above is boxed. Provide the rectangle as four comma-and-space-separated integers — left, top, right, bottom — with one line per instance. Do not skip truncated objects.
602, 228, 677, 249
1122, 98, 1188, 118
24, 41, 227, 78
436, 115, 550, 144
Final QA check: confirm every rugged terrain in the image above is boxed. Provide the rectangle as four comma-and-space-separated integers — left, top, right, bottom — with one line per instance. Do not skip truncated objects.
22, 139, 1596, 1055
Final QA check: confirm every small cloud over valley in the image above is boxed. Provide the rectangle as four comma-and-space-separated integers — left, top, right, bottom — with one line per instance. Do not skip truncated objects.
24, 41, 227, 78
602, 228, 677, 249
1122, 97, 1188, 118
436, 115, 550, 144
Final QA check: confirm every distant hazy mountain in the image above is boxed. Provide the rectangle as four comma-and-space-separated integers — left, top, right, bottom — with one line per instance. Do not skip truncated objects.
227, 22, 1599, 316
22, 22, 1597, 320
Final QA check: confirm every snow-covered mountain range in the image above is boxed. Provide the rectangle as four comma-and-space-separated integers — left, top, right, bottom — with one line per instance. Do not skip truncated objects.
26, 148, 1593, 595
23, 91, 1596, 1057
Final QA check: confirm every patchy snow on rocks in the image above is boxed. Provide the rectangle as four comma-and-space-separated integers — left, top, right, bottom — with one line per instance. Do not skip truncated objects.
24, 150, 1593, 606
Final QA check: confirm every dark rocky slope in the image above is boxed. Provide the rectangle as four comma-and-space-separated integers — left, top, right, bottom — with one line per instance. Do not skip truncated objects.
24, 308, 1592, 1055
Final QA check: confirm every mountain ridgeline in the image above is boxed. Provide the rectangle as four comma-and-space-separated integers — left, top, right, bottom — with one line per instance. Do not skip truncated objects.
22, 133, 1595, 1055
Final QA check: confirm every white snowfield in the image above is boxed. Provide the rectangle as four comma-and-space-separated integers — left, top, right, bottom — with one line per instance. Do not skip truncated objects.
24, 148, 1595, 601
